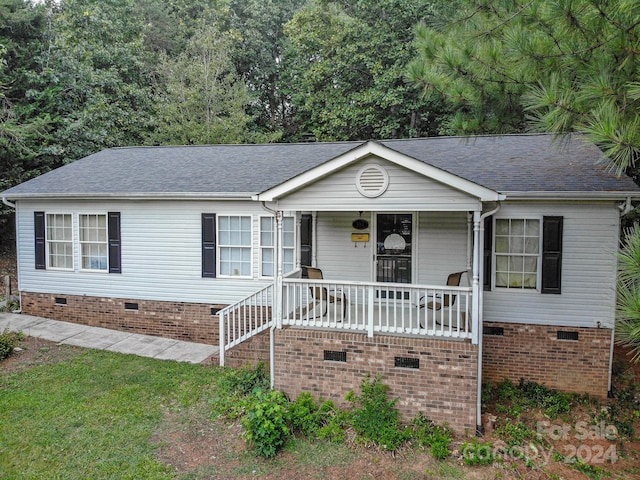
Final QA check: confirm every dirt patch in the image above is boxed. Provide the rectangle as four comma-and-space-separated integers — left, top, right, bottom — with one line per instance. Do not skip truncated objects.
0, 336, 83, 374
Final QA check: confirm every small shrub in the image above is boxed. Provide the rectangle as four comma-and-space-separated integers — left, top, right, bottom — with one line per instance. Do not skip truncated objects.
288, 392, 338, 437
346, 374, 410, 451
242, 388, 291, 458
461, 439, 494, 465
0, 329, 23, 360
317, 408, 349, 443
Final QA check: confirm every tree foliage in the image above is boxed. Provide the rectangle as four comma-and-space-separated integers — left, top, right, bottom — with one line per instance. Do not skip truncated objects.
282, 0, 442, 141
407, 0, 640, 175
617, 225, 640, 363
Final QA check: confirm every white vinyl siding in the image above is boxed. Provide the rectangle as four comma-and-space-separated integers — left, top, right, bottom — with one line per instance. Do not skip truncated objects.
79, 214, 108, 271
218, 215, 252, 277
484, 202, 620, 328
46, 213, 73, 270
17, 200, 273, 305
277, 157, 481, 212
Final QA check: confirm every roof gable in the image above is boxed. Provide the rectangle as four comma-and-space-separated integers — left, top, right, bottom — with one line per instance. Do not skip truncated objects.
257, 141, 503, 202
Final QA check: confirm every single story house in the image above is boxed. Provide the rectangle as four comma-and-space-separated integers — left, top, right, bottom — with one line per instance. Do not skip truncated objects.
3, 133, 638, 434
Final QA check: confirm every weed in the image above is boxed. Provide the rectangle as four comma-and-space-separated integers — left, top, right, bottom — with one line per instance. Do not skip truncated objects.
461, 438, 494, 465
210, 362, 269, 419
346, 374, 410, 451
412, 413, 452, 459
495, 419, 533, 447
288, 392, 336, 437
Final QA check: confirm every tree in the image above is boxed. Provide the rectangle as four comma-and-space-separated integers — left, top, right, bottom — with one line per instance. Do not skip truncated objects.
406, 0, 640, 175
282, 0, 442, 141
227, 0, 304, 137
151, 25, 274, 145
617, 225, 640, 363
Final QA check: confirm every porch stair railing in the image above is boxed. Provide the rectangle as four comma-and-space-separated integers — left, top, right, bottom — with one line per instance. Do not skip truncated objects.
219, 283, 275, 366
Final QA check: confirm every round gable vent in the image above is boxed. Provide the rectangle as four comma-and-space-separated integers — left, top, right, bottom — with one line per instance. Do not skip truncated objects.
356, 164, 389, 198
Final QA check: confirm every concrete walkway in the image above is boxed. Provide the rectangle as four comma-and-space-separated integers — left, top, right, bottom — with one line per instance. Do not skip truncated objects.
0, 312, 219, 364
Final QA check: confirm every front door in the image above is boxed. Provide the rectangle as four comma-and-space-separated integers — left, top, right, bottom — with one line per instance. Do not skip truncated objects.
375, 213, 412, 284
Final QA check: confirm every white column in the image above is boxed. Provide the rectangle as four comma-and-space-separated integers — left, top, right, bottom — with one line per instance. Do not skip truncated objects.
471, 211, 481, 345
275, 210, 283, 329
295, 212, 302, 269
467, 212, 473, 271
312, 211, 318, 267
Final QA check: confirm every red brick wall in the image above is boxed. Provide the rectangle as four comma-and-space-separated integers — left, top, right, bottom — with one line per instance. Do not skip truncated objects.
21, 291, 222, 345
271, 328, 478, 434
482, 321, 612, 398
224, 329, 271, 369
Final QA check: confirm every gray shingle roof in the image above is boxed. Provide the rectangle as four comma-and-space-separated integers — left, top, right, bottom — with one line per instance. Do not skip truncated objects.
3, 133, 638, 199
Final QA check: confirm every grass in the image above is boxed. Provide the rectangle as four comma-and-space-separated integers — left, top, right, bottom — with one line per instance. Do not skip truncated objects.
0, 349, 215, 479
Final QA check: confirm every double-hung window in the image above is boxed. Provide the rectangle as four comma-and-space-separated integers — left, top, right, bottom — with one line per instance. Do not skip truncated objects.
36, 211, 121, 273
218, 215, 252, 277
260, 216, 295, 277
79, 214, 108, 271
494, 218, 540, 289
46, 213, 73, 269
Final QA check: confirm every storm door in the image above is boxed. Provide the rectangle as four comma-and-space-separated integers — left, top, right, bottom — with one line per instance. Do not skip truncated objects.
375, 214, 413, 287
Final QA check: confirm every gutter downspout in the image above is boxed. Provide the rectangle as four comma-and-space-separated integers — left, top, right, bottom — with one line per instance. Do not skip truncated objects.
2, 197, 16, 209
261, 202, 280, 390
475, 203, 501, 436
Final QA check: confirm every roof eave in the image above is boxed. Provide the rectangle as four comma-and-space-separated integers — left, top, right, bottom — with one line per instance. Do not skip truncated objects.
2, 192, 257, 201
501, 191, 640, 201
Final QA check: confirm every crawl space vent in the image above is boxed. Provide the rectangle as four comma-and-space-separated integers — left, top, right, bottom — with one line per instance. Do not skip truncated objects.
557, 331, 579, 341
395, 357, 419, 369
356, 164, 389, 198
324, 350, 347, 362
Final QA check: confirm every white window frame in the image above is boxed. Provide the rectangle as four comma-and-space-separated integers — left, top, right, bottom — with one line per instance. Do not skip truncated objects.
217, 214, 253, 278
79, 213, 108, 272
45, 213, 74, 270
492, 217, 541, 291
259, 215, 296, 278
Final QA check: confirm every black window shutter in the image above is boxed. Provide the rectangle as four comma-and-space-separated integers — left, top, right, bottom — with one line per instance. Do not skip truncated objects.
300, 214, 312, 267
108, 212, 122, 273
202, 213, 216, 278
542, 216, 563, 294
34, 211, 46, 270
483, 216, 492, 291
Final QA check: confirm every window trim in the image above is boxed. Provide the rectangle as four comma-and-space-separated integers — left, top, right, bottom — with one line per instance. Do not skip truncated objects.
45, 212, 75, 271
78, 213, 109, 273
217, 214, 253, 279
491, 216, 542, 292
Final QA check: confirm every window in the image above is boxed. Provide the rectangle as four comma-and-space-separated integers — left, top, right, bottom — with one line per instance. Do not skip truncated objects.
260, 216, 295, 277
80, 214, 107, 271
494, 218, 540, 289
218, 215, 252, 277
46, 214, 73, 269
35, 211, 121, 274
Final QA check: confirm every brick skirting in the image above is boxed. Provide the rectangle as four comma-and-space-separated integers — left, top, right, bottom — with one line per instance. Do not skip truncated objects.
21, 291, 223, 345
272, 328, 478, 434
482, 321, 612, 398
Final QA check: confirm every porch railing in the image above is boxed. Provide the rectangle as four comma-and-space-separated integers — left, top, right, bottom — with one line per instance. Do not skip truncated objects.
219, 283, 275, 366
282, 278, 472, 339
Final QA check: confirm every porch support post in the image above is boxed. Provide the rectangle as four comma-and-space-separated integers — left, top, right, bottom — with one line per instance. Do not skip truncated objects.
466, 213, 473, 271
312, 211, 318, 267
275, 210, 283, 329
295, 213, 302, 269
471, 211, 481, 345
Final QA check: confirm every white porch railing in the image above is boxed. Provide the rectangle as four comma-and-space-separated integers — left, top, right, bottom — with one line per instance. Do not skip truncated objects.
282, 278, 472, 339
219, 283, 275, 366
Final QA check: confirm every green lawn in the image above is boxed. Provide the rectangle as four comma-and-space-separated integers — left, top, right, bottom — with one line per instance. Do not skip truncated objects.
0, 349, 215, 479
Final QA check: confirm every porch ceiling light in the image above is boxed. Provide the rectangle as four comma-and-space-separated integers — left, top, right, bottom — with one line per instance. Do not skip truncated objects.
356, 164, 389, 198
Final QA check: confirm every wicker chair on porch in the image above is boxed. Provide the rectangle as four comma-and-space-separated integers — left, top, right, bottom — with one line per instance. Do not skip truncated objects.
302, 266, 348, 318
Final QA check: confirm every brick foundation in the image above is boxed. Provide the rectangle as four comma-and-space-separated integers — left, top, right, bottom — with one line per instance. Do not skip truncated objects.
272, 328, 478, 434
21, 291, 223, 345
225, 329, 272, 369
482, 321, 612, 398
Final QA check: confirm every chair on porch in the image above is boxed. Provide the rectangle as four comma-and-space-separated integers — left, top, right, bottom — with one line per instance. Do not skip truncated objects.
423, 271, 465, 311
302, 266, 348, 318
419, 271, 466, 327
